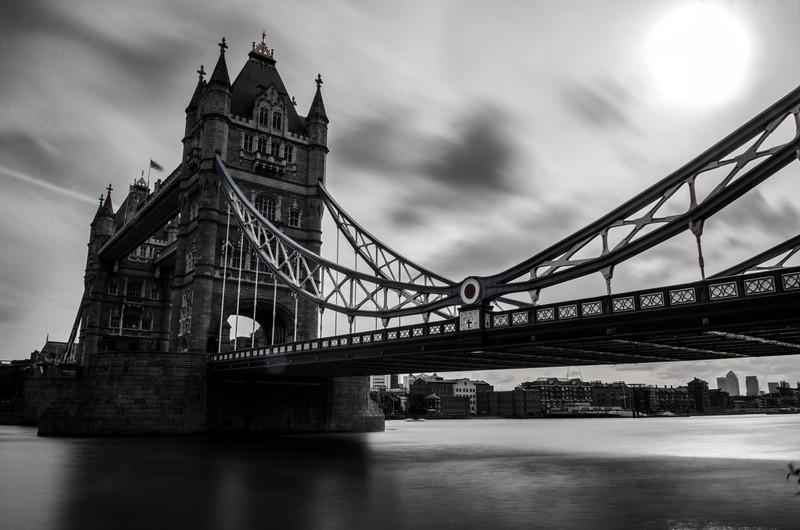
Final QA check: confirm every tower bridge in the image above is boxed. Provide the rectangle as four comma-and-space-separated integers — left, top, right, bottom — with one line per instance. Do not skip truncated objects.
36, 34, 800, 435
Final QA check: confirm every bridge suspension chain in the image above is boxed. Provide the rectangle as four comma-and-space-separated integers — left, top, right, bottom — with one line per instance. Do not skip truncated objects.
477, 86, 800, 301
215, 154, 460, 320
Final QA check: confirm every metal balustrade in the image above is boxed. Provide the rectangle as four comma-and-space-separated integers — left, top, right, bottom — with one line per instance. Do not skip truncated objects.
210, 266, 800, 365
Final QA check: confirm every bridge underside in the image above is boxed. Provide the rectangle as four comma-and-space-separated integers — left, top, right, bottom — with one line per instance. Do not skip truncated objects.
210, 289, 800, 377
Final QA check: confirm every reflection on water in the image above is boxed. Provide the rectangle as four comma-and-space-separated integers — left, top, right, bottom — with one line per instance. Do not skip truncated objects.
1, 415, 798, 529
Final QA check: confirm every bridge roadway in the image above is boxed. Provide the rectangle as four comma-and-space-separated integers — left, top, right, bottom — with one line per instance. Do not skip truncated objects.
98, 166, 182, 261
209, 267, 800, 377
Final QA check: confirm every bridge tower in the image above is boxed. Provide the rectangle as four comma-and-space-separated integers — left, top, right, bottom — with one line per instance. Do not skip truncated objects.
173, 34, 327, 354
45, 35, 383, 435
76, 35, 328, 360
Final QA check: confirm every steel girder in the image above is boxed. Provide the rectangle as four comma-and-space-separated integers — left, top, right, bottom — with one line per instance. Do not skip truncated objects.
215, 154, 460, 319
710, 233, 800, 278
216, 84, 800, 320
474, 85, 800, 302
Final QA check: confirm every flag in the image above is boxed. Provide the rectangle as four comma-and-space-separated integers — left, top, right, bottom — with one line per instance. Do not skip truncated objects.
149, 159, 163, 171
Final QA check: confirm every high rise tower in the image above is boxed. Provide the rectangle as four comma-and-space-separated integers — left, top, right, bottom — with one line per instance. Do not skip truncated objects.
745, 376, 759, 396
725, 370, 740, 397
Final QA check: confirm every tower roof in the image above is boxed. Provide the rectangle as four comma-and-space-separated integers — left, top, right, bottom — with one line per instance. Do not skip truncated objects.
307, 74, 329, 125
186, 65, 206, 112
208, 38, 231, 88
93, 184, 114, 221
229, 34, 305, 133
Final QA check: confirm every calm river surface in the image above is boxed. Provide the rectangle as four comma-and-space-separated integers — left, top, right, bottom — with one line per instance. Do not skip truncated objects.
1, 415, 799, 529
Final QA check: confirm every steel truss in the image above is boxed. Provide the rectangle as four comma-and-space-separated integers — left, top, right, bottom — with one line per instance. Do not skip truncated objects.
476, 85, 800, 302
216, 84, 800, 320
215, 154, 460, 319
711, 233, 800, 278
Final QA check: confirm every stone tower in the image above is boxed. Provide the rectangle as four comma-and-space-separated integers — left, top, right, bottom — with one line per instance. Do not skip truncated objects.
175, 34, 328, 354
78, 34, 329, 360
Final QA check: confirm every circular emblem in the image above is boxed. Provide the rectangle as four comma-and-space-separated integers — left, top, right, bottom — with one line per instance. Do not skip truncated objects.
460, 278, 481, 305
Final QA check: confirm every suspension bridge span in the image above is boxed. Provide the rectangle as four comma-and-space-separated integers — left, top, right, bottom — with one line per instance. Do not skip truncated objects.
38, 37, 800, 434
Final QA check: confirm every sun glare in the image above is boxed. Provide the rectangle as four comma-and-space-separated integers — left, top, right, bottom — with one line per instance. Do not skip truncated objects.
647, 3, 752, 107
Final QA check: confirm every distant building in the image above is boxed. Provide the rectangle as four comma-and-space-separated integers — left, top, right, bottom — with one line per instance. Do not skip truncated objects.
687, 378, 711, 412
725, 370, 740, 397
590, 381, 633, 410
453, 378, 477, 415
369, 374, 400, 391
708, 389, 730, 411
517, 377, 593, 415
716, 377, 727, 393
408, 374, 492, 416
631, 385, 690, 414
768, 382, 780, 395
745, 376, 759, 396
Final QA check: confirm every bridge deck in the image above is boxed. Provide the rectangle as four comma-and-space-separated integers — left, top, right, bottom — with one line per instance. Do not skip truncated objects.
209, 268, 800, 377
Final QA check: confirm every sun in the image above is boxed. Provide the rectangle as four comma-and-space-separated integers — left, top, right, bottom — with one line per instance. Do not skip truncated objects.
646, 3, 752, 107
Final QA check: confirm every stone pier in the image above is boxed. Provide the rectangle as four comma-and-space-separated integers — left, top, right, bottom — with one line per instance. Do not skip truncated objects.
37, 351, 384, 435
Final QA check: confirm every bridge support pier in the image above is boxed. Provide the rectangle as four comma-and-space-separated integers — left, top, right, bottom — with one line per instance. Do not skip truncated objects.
37, 352, 384, 435
207, 374, 385, 433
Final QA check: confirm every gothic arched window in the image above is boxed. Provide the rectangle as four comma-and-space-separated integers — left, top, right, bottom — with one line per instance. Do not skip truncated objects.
272, 112, 282, 130
258, 107, 269, 127
255, 194, 278, 222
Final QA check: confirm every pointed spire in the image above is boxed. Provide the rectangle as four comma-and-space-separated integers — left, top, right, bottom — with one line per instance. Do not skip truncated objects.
209, 37, 231, 88
94, 184, 114, 220
308, 73, 328, 124
187, 66, 206, 112
251, 31, 275, 62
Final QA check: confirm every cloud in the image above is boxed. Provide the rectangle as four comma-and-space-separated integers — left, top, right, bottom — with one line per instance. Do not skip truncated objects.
560, 78, 637, 130
420, 105, 518, 195
713, 190, 800, 239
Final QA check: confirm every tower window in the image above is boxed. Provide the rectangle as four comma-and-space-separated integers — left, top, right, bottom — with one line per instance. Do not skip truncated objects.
285, 146, 294, 163
288, 208, 300, 228
255, 195, 279, 222
271, 142, 281, 158
126, 280, 143, 299
258, 107, 269, 127
257, 137, 268, 154
123, 307, 142, 329
243, 134, 254, 152
272, 112, 282, 130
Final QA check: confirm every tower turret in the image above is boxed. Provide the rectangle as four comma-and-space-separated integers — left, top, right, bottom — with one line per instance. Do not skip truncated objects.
183, 65, 207, 164
200, 38, 232, 160
306, 74, 329, 185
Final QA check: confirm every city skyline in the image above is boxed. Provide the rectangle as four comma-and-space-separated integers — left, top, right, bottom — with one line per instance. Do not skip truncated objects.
2, 1, 800, 389
379, 370, 797, 394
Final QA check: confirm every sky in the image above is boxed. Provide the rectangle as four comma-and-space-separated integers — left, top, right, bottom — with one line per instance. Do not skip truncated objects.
1, 0, 800, 391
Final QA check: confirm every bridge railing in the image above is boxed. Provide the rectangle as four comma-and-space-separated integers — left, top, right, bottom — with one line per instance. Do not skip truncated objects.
485, 267, 800, 330
209, 266, 800, 365
209, 318, 459, 363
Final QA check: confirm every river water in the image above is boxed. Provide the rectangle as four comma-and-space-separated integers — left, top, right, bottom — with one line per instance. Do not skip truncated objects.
1, 415, 798, 529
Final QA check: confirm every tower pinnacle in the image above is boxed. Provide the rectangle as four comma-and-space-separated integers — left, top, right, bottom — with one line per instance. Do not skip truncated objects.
252, 31, 275, 60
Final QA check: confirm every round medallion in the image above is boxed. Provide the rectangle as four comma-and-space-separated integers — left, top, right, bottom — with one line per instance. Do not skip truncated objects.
460, 278, 481, 305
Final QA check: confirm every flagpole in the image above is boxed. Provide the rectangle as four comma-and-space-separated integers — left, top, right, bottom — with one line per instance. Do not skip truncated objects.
147, 158, 151, 190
